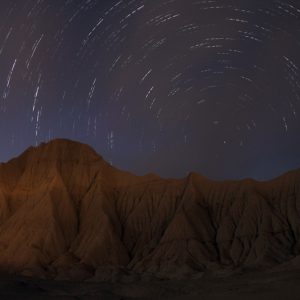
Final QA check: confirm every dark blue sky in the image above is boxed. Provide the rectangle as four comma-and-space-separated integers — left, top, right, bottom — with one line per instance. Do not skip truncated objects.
0, 0, 300, 180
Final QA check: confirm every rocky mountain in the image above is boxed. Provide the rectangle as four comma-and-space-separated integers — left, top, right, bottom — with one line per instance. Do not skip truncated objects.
0, 139, 299, 281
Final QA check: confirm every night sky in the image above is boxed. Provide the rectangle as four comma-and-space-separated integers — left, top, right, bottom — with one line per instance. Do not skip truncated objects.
0, 0, 300, 180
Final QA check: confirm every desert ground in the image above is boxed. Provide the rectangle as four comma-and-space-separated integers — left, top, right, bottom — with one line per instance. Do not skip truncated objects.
1, 268, 300, 299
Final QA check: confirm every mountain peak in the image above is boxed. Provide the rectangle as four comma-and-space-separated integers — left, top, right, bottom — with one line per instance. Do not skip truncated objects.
15, 139, 102, 166
35, 138, 100, 158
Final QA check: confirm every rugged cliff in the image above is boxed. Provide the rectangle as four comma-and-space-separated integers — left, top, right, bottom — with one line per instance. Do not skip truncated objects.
0, 139, 299, 280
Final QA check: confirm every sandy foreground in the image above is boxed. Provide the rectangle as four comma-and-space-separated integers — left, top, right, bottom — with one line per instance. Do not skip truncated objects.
0, 268, 300, 300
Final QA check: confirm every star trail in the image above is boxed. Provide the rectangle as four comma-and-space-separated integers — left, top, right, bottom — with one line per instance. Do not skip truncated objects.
0, 0, 300, 180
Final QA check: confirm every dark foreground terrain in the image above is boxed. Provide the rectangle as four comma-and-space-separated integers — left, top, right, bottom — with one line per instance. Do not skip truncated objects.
1, 268, 300, 300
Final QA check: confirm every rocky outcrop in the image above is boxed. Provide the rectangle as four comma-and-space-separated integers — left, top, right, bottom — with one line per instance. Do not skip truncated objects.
0, 139, 299, 280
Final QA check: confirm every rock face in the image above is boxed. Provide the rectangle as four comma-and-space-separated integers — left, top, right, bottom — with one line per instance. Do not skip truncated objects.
0, 139, 299, 280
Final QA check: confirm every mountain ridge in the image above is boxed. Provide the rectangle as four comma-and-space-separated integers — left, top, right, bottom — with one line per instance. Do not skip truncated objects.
0, 139, 299, 281
3, 138, 299, 184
